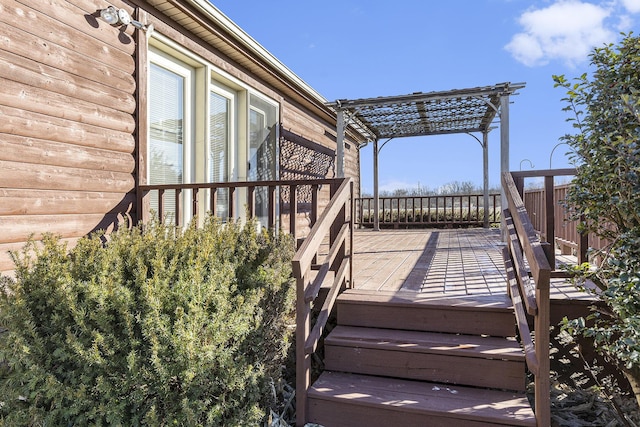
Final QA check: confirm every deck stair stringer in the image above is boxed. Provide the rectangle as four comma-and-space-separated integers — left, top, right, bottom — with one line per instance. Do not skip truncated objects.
306, 289, 536, 427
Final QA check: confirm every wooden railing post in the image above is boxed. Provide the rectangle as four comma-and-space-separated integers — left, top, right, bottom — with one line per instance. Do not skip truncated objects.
535, 279, 551, 425
139, 189, 150, 225
544, 176, 556, 268
349, 180, 354, 288
295, 273, 310, 427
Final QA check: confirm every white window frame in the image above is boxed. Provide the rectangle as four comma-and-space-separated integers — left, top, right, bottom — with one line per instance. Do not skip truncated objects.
147, 48, 196, 225
147, 35, 281, 227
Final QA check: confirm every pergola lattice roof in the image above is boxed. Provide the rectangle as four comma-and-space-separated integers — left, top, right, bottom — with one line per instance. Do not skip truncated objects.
331, 82, 525, 140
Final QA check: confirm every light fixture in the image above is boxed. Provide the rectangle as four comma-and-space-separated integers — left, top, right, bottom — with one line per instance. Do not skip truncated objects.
99, 6, 152, 32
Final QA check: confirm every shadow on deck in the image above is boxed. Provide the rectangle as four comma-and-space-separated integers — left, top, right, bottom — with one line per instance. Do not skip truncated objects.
352, 228, 594, 303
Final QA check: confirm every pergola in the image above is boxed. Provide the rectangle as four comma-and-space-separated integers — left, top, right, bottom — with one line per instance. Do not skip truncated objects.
328, 82, 526, 230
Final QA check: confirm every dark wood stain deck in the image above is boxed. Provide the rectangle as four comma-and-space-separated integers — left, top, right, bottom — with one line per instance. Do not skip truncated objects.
352, 228, 595, 301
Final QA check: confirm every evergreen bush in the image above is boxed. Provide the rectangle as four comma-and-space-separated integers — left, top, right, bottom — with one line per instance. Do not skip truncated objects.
0, 216, 295, 426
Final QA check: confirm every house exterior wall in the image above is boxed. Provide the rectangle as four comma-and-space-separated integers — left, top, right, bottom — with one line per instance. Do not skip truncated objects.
0, 0, 362, 275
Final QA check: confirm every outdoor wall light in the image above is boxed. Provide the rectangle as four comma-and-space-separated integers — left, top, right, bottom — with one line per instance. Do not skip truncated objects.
99, 6, 153, 32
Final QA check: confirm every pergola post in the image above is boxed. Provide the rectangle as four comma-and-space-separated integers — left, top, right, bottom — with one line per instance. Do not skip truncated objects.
500, 92, 510, 237
373, 138, 380, 231
336, 109, 345, 178
483, 130, 490, 228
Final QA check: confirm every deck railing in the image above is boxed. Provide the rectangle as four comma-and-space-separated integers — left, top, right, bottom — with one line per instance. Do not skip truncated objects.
355, 193, 500, 228
292, 178, 353, 426
138, 178, 344, 239
502, 171, 552, 426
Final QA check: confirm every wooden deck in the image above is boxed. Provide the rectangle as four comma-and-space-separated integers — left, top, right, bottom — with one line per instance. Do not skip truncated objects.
351, 228, 595, 301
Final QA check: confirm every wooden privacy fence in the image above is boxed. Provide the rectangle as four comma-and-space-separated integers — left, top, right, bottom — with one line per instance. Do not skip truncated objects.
502, 171, 552, 427
355, 193, 501, 228
522, 178, 608, 264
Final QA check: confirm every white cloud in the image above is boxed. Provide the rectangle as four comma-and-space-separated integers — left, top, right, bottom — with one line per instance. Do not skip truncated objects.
621, 0, 640, 13
506, 0, 622, 67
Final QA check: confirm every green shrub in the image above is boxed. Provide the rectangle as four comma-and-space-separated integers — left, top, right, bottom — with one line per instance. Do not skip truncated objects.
555, 33, 640, 404
0, 216, 295, 426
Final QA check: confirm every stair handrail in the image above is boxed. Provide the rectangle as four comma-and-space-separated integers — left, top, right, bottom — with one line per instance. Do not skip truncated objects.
502, 171, 552, 427
292, 177, 354, 426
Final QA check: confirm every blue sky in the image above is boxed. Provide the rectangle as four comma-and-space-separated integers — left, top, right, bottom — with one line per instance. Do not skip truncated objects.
211, 0, 640, 194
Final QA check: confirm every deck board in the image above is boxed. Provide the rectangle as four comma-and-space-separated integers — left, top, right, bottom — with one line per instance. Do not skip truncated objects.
352, 228, 595, 301
309, 371, 536, 426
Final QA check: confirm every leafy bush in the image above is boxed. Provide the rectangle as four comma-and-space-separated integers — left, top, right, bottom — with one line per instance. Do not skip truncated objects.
554, 33, 640, 404
0, 216, 295, 426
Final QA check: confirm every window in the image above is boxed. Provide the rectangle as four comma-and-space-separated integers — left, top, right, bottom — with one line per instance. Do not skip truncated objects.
249, 94, 278, 224
209, 83, 235, 218
147, 39, 279, 227
148, 51, 194, 223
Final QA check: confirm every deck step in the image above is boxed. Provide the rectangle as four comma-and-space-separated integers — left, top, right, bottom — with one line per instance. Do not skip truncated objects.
308, 371, 536, 427
337, 289, 516, 337
324, 325, 526, 391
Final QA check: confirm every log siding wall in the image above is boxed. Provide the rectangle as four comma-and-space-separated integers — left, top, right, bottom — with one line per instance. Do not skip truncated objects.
0, 0, 138, 274
0, 0, 361, 274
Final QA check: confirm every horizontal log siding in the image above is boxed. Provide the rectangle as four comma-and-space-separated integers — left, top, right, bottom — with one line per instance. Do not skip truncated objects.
0, 0, 137, 275
1, 0, 361, 274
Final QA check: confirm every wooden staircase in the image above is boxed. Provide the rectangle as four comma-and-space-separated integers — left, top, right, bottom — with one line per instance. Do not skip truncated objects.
306, 289, 536, 426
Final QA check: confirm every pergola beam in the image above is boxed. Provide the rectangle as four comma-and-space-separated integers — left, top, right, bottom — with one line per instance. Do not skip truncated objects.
334, 83, 521, 109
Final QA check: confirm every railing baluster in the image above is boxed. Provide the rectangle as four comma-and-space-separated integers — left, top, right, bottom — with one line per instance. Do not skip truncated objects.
175, 189, 182, 227
229, 187, 236, 220
311, 184, 319, 226
210, 187, 217, 217
247, 186, 255, 219
192, 188, 199, 219
158, 189, 165, 223
290, 184, 297, 238
268, 185, 276, 229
